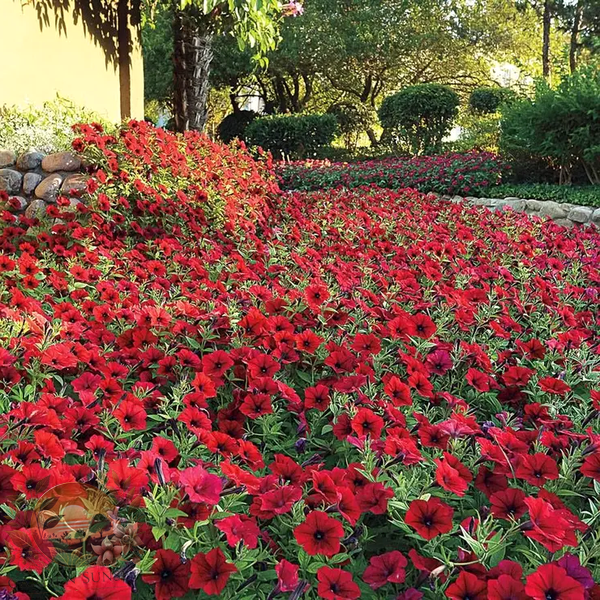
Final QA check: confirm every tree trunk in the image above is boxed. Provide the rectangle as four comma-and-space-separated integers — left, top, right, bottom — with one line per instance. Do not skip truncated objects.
570, 0, 583, 73
184, 17, 213, 132
542, 0, 551, 79
172, 7, 188, 132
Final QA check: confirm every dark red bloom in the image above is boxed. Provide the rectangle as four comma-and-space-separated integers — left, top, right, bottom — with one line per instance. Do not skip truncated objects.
142, 549, 191, 600
525, 564, 585, 600
445, 572, 487, 600
189, 547, 237, 595
363, 550, 407, 589
317, 567, 361, 600
405, 497, 454, 540
59, 566, 132, 599
294, 511, 344, 556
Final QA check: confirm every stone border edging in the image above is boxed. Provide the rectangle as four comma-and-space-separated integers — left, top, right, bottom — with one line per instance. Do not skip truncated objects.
439, 195, 600, 227
0, 149, 89, 219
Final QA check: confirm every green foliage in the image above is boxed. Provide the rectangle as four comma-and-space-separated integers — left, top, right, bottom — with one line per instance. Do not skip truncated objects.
469, 86, 516, 114
0, 97, 111, 154
483, 182, 600, 207
500, 67, 600, 185
454, 112, 502, 153
245, 113, 339, 159
327, 103, 377, 150
142, 7, 173, 107
217, 110, 258, 143
378, 84, 460, 155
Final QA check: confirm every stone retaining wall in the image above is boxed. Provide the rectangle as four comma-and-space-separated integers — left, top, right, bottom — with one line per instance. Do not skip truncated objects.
0, 149, 88, 219
442, 195, 600, 227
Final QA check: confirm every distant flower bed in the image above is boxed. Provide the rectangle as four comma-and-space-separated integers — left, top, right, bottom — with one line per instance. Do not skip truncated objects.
276, 152, 508, 195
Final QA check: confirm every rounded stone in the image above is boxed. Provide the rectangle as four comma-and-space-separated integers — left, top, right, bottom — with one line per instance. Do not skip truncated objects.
502, 199, 526, 212
0, 150, 16, 168
16, 151, 44, 171
35, 174, 63, 202
526, 199, 543, 212
538, 201, 567, 220
24, 198, 47, 220
592, 208, 600, 223
23, 172, 43, 196
0, 168, 23, 194
41, 152, 81, 172
567, 206, 594, 223
61, 173, 89, 195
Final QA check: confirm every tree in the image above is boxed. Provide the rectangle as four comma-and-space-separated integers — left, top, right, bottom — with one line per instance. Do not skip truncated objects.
150, 0, 286, 132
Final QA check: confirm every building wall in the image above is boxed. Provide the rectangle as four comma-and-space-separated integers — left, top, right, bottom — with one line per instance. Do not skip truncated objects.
0, 0, 144, 121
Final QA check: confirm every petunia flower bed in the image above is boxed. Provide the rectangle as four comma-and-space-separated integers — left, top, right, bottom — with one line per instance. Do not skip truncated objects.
275, 152, 508, 195
0, 122, 599, 599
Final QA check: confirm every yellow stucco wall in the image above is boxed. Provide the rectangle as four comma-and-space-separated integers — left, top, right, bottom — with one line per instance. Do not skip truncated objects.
0, 0, 144, 121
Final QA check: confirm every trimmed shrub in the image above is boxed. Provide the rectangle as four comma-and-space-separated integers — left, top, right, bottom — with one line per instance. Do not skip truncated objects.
245, 113, 339, 159
217, 110, 258, 144
469, 87, 515, 114
378, 84, 460, 155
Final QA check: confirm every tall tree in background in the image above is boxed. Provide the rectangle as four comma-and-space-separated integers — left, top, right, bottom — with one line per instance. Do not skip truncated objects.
155, 0, 286, 132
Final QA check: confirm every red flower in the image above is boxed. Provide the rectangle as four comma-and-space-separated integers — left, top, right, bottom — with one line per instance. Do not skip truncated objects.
202, 350, 233, 378
179, 465, 222, 505
538, 377, 571, 396
383, 376, 412, 406
59, 566, 132, 599
294, 511, 344, 556
7, 528, 55, 573
275, 559, 299, 592
525, 564, 585, 600
114, 399, 147, 431
580, 453, 600, 481
189, 547, 237, 595
305, 283, 330, 309
411, 313, 437, 338
405, 497, 454, 540
317, 567, 361, 600
445, 572, 487, 599
435, 453, 472, 497
490, 488, 527, 520
362, 550, 407, 589
143, 549, 190, 600
487, 574, 527, 600
351, 408, 384, 438
515, 453, 559, 487
216, 515, 260, 549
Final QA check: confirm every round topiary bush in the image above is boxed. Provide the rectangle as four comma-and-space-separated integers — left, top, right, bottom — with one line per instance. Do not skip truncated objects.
469, 87, 515, 114
217, 110, 258, 144
378, 84, 460, 155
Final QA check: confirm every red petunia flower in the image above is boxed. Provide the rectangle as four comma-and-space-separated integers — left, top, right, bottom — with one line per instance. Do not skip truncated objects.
525, 564, 585, 600
362, 550, 407, 589
538, 376, 571, 396
275, 559, 299, 593
7, 528, 55, 573
189, 547, 237, 596
142, 549, 190, 600
59, 566, 132, 599
179, 465, 222, 505
294, 510, 344, 556
435, 453, 472, 497
515, 453, 559, 487
405, 497, 454, 540
317, 567, 361, 600
445, 571, 487, 599
487, 574, 527, 600
490, 488, 528, 520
